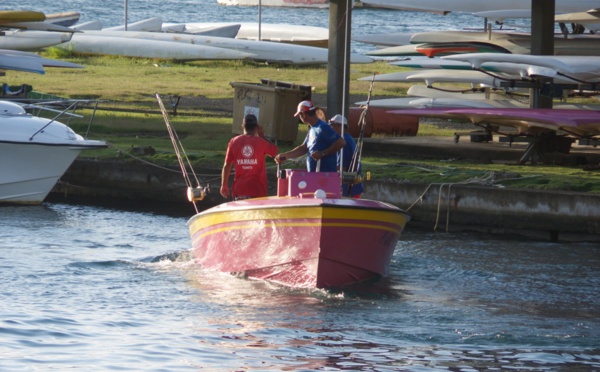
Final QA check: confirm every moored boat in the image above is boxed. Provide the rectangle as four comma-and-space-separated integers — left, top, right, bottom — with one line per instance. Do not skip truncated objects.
0, 100, 107, 205
187, 169, 410, 288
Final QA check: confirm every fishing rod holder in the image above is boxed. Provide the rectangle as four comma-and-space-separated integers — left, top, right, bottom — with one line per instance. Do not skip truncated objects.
187, 185, 209, 202
342, 171, 370, 184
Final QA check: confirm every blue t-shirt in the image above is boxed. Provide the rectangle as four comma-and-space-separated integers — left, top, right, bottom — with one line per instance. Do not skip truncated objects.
302, 119, 341, 172
339, 133, 364, 197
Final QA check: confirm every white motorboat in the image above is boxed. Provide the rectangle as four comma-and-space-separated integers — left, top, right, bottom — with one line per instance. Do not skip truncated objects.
0, 100, 107, 205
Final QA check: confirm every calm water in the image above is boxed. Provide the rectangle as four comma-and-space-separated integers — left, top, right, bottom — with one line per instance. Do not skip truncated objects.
2, 1, 599, 370
1, 201, 599, 371
2, 0, 529, 55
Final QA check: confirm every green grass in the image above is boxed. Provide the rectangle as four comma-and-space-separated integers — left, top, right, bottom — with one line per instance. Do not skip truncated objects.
5, 53, 600, 194
10, 51, 408, 102
361, 158, 600, 193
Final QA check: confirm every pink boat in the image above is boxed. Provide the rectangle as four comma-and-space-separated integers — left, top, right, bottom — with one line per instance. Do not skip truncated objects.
187, 170, 410, 288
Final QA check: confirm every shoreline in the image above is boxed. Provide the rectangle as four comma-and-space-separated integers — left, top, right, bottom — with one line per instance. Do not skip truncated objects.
50, 157, 600, 243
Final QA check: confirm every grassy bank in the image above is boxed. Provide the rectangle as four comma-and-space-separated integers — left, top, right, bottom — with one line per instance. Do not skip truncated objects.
5, 52, 600, 193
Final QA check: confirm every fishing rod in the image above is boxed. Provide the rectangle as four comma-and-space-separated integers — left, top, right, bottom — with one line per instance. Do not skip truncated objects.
344, 72, 375, 194
338, 0, 350, 186
156, 93, 207, 213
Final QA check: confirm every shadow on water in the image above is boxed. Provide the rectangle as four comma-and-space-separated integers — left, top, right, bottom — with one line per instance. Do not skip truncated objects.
45, 193, 201, 218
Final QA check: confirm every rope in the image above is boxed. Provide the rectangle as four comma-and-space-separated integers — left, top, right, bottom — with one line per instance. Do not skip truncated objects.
115, 149, 222, 183
404, 171, 519, 232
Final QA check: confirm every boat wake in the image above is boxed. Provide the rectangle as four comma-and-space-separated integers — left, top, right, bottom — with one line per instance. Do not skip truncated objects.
148, 250, 193, 263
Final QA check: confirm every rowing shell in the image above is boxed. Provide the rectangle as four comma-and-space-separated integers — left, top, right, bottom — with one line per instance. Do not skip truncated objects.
392, 107, 600, 138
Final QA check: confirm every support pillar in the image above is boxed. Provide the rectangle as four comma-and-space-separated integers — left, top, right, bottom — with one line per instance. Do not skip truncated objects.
530, 0, 555, 108
327, 0, 351, 120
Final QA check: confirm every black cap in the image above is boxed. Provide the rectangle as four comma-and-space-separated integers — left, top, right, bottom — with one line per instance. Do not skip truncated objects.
243, 114, 258, 129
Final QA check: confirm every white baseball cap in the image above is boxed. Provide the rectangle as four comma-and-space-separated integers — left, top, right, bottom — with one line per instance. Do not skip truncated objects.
328, 114, 348, 126
294, 100, 315, 117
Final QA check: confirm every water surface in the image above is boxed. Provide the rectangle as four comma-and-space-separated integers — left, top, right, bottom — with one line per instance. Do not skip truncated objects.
1, 202, 598, 370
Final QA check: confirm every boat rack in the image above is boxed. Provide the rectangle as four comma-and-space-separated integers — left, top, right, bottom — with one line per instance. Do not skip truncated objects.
453, 130, 493, 143
578, 138, 600, 147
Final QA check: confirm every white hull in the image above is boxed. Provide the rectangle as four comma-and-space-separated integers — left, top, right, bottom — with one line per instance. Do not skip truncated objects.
104, 17, 163, 32
79, 30, 371, 65
71, 20, 103, 31
357, 0, 600, 13
0, 142, 84, 204
354, 97, 501, 109
218, 0, 328, 8
61, 34, 255, 61
358, 69, 506, 87
391, 56, 600, 83
45, 11, 80, 27
164, 22, 329, 45
407, 84, 509, 100
353, 32, 414, 47
444, 53, 600, 82
0, 30, 73, 51
0, 101, 106, 205
0, 48, 82, 74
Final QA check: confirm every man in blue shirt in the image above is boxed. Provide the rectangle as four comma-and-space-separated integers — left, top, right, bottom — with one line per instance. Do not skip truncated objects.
329, 114, 364, 198
275, 100, 345, 172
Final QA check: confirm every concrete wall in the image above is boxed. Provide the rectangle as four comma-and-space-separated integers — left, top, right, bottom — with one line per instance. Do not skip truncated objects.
53, 159, 600, 242
366, 181, 600, 241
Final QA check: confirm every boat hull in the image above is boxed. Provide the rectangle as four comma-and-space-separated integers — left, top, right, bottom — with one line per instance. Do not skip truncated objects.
0, 142, 95, 204
0, 101, 107, 205
188, 197, 410, 288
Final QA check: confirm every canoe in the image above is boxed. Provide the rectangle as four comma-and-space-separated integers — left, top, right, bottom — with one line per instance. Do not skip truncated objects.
70, 20, 103, 31
355, 0, 599, 13
443, 53, 600, 82
104, 17, 163, 32
358, 69, 507, 87
0, 10, 45, 24
394, 107, 600, 138
45, 12, 80, 27
162, 23, 242, 38
354, 97, 500, 109
353, 32, 414, 47
0, 30, 73, 51
390, 56, 600, 84
163, 22, 329, 47
60, 34, 256, 61
0, 49, 82, 74
78, 30, 371, 65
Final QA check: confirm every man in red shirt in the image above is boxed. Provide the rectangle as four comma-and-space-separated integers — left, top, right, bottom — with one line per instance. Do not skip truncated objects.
220, 114, 279, 200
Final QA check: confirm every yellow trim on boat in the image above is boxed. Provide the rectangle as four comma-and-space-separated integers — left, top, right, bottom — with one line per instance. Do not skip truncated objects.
193, 220, 406, 240
192, 205, 405, 226
188, 205, 409, 239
